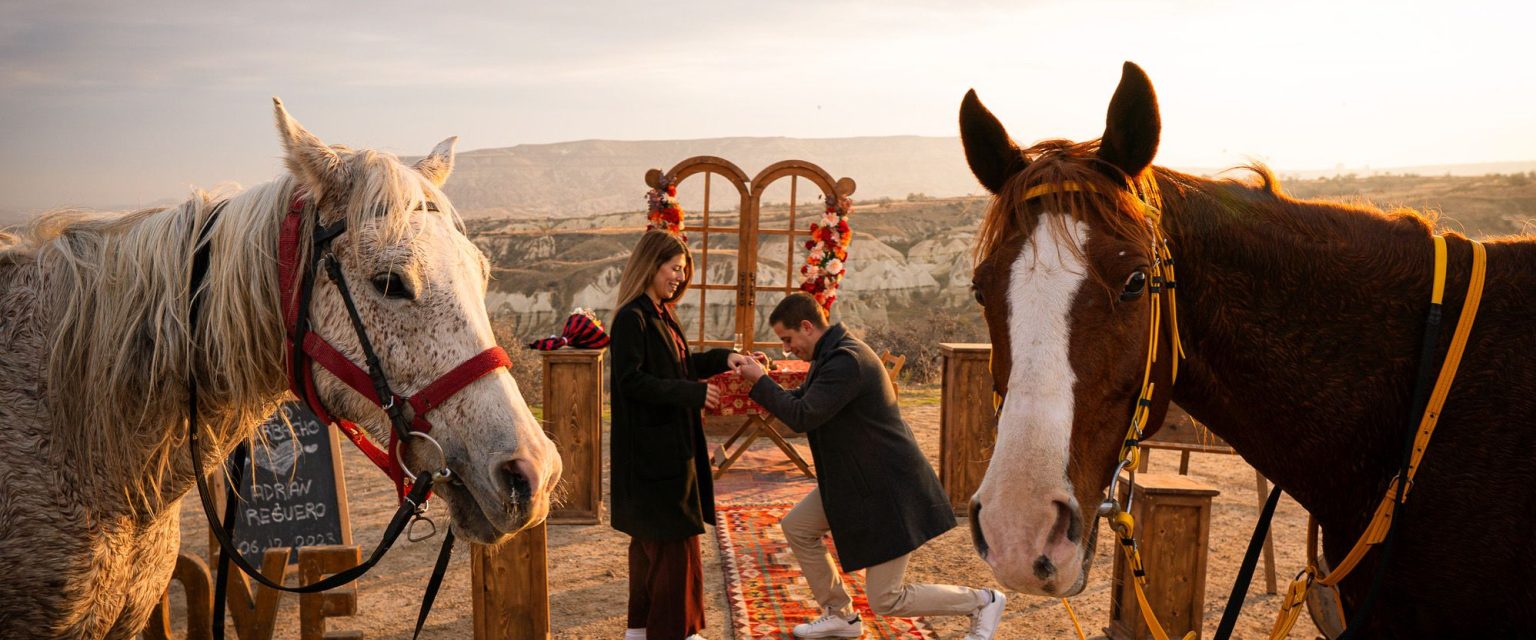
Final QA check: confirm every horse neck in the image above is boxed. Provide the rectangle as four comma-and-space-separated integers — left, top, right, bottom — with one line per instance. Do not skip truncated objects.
1157, 173, 1436, 522
43, 178, 298, 518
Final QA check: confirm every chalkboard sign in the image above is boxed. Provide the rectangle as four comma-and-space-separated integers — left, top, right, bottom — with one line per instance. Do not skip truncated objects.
228, 402, 352, 565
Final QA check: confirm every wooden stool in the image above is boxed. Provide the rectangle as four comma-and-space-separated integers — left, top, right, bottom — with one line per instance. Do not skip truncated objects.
1108, 473, 1219, 640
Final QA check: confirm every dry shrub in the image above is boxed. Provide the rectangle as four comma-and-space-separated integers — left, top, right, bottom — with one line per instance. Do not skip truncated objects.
854, 311, 986, 385
490, 314, 544, 406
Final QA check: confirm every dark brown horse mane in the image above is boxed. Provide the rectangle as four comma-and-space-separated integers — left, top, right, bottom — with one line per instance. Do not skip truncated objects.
975, 139, 1447, 288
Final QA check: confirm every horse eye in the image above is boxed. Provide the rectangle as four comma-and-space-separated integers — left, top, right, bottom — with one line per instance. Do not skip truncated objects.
971, 283, 985, 306
1120, 271, 1147, 301
371, 272, 415, 300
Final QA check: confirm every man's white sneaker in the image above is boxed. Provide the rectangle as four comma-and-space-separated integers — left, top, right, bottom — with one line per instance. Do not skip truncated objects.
623, 629, 646, 640
965, 589, 1006, 640
793, 608, 863, 638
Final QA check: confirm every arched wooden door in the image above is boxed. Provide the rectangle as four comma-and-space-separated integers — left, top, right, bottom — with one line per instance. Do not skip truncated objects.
745, 161, 856, 350
648, 157, 751, 349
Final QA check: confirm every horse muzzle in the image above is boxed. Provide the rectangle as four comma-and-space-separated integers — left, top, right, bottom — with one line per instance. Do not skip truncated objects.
970, 493, 1087, 596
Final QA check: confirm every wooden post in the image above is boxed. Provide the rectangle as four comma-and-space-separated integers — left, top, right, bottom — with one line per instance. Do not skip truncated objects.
540, 348, 604, 524
939, 343, 996, 516
1108, 473, 1219, 640
471, 523, 551, 640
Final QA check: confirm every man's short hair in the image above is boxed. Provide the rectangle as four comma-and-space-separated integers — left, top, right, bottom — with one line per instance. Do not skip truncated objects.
769, 292, 829, 330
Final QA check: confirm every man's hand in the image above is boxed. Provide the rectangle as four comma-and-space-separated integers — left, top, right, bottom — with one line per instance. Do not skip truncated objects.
704, 384, 721, 411
734, 358, 766, 383
726, 352, 753, 370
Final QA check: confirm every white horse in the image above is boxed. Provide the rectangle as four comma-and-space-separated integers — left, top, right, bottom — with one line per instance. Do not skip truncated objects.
0, 100, 561, 639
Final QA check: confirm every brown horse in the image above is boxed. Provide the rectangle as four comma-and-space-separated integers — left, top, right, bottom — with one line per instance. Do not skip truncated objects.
959, 62, 1536, 637
0, 101, 562, 639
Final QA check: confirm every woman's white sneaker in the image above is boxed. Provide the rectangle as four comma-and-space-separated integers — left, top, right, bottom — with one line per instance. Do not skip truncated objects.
965, 589, 1006, 640
793, 608, 863, 638
623, 629, 646, 640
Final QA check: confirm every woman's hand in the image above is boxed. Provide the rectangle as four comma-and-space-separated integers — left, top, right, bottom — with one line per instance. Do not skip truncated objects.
704, 383, 722, 411
726, 352, 753, 370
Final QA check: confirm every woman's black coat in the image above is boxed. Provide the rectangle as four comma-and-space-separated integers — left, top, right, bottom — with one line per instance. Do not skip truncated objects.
608, 294, 732, 540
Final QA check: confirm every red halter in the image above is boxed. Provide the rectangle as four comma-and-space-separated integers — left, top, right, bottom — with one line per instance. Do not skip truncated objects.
276, 193, 512, 497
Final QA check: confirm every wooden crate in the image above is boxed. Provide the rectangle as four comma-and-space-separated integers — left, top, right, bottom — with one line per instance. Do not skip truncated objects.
1108, 473, 1219, 640
541, 348, 604, 525
938, 343, 997, 516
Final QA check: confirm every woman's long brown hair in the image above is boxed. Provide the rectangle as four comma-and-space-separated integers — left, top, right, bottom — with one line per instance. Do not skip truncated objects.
611, 229, 692, 323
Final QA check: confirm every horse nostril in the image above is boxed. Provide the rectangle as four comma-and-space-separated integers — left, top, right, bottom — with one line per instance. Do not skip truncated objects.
969, 499, 989, 559
500, 459, 536, 505
1049, 499, 1081, 545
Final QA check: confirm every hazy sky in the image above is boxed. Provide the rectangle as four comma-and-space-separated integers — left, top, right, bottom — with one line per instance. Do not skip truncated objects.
3, 0, 1533, 211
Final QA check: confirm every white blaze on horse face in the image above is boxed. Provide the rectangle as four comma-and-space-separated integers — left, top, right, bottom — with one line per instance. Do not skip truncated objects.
974, 213, 1092, 595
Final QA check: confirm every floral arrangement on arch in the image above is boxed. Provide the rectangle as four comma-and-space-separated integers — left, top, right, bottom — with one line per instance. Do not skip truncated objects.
800, 193, 853, 310
645, 175, 686, 241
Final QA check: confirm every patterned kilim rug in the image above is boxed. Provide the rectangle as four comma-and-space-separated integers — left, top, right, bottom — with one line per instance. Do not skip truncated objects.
714, 503, 937, 639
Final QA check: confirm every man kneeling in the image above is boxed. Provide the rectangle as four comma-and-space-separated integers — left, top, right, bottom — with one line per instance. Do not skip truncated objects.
733, 293, 1006, 639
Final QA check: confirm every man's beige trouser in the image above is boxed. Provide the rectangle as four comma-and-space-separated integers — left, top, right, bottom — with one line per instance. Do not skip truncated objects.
781, 487, 985, 618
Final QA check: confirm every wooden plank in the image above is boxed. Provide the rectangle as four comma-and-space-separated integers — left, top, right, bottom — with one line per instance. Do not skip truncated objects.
471, 524, 551, 640
223, 548, 292, 640
939, 343, 996, 515
299, 546, 363, 640
145, 552, 214, 640
541, 349, 604, 525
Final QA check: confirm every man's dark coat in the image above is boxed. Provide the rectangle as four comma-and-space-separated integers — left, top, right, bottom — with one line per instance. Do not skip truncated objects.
750, 323, 956, 571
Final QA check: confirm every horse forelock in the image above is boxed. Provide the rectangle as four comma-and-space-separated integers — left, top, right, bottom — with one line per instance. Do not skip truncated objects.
974, 138, 1160, 284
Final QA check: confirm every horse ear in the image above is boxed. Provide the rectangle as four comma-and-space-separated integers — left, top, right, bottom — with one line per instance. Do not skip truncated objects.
272, 97, 343, 196
959, 89, 1027, 195
414, 136, 457, 188
1096, 62, 1161, 179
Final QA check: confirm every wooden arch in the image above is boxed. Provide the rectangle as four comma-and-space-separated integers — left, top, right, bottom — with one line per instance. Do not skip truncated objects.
646, 156, 855, 350
746, 161, 857, 345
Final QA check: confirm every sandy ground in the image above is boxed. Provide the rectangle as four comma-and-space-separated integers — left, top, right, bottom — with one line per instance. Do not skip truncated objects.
168, 385, 1320, 639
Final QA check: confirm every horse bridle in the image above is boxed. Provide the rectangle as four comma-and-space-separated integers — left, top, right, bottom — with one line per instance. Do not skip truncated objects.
187, 192, 512, 639
988, 180, 1182, 522
276, 193, 513, 497
988, 180, 1190, 640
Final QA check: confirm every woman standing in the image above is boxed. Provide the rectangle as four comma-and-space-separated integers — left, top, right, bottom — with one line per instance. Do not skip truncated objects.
609, 230, 749, 640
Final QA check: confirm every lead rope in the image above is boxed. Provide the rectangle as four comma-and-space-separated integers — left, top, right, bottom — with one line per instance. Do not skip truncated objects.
1263, 236, 1485, 639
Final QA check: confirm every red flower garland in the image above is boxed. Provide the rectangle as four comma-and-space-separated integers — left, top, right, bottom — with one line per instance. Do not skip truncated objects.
799, 194, 853, 310
646, 176, 686, 241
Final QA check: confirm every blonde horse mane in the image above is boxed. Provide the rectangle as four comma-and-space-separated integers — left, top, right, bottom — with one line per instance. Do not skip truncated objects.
5, 147, 460, 514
